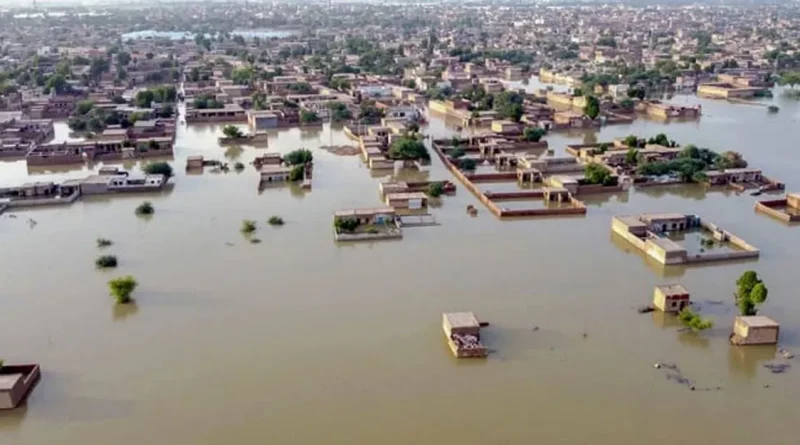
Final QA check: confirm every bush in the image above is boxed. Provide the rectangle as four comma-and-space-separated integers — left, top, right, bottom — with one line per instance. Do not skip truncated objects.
458, 158, 477, 170
135, 201, 154, 215
450, 147, 466, 159
288, 165, 305, 181
241, 220, 257, 234
142, 161, 173, 177
96, 237, 113, 248
426, 182, 445, 198
284, 149, 313, 166
268, 216, 285, 226
334, 218, 359, 233
234, 162, 245, 170
95, 255, 118, 268
678, 308, 713, 331
584, 163, 615, 185
388, 137, 430, 161
300, 110, 320, 123
108, 275, 137, 304
222, 125, 244, 138
522, 127, 546, 142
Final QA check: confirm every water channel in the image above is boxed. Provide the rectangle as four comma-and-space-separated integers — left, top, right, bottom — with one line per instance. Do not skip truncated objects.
1, 82, 799, 444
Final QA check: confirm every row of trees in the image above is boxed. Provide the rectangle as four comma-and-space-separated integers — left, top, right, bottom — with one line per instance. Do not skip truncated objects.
635, 143, 747, 182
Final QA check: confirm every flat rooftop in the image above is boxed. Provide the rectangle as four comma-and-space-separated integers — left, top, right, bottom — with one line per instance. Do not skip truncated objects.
385, 192, 427, 200
0, 373, 22, 391
443, 312, 480, 330
648, 236, 686, 253
334, 207, 396, 218
641, 213, 687, 222
738, 316, 779, 328
656, 284, 688, 296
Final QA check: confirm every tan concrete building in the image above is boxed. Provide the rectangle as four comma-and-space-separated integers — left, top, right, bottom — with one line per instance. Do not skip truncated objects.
442, 312, 488, 358
731, 316, 780, 345
653, 284, 690, 313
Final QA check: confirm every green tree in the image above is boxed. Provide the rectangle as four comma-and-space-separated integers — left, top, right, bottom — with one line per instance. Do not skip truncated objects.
135, 201, 154, 216
300, 110, 320, 123
778, 71, 800, 88
623, 135, 640, 147
388, 137, 429, 161
241, 220, 257, 234
75, 100, 95, 116
327, 102, 353, 122
584, 95, 600, 120
143, 161, 173, 177
678, 308, 713, 331
135, 90, 155, 108
426, 182, 445, 198
108, 276, 137, 304
715, 151, 748, 169
117, 51, 131, 66
647, 133, 671, 146
458, 158, 477, 170
736, 271, 768, 316
625, 148, 639, 165
584, 163, 617, 186
522, 127, 545, 142
494, 91, 524, 122
95, 255, 118, 268
222, 125, 244, 138
288, 165, 306, 181
284, 149, 313, 166
46, 74, 70, 94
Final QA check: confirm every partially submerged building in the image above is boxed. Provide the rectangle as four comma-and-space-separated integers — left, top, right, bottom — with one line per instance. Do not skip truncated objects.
611, 213, 759, 266
730, 316, 780, 346
332, 207, 402, 242
653, 284, 690, 313
755, 193, 800, 223
384, 192, 428, 210
0, 364, 41, 410
442, 312, 488, 358
259, 165, 292, 184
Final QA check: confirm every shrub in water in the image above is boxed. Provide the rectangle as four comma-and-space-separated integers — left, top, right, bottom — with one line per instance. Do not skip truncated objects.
95, 255, 118, 268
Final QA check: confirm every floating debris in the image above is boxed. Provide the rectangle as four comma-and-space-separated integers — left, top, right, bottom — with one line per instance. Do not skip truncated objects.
779, 349, 794, 360
764, 363, 791, 374
531, 326, 540, 332
704, 300, 725, 305
225, 242, 235, 247
637, 305, 655, 314
654, 362, 720, 391
249, 238, 262, 244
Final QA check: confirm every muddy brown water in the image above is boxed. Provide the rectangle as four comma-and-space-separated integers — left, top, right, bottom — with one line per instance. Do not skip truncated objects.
1, 89, 800, 444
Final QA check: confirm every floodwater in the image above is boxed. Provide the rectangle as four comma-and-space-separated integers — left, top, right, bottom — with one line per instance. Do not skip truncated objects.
2, 89, 800, 445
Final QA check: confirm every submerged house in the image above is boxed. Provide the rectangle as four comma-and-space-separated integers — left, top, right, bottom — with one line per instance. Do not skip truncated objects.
259, 165, 292, 183
0, 364, 41, 410
730, 316, 780, 346
653, 284, 690, 313
442, 312, 488, 358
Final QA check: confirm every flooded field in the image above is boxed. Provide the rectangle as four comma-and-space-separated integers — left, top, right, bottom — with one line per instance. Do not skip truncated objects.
2, 91, 800, 445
